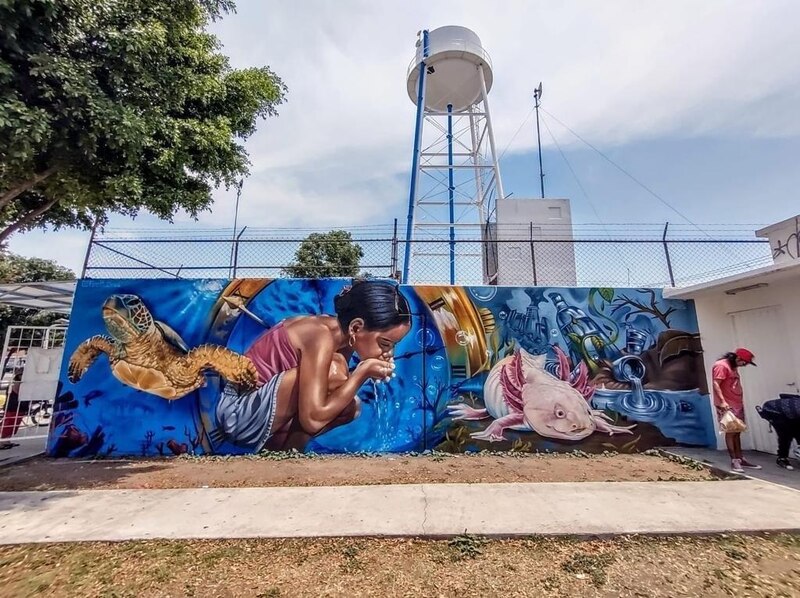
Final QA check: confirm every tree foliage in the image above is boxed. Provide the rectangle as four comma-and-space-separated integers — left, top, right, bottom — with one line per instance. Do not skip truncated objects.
0, 250, 75, 346
0, 0, 286, 243
284, 231, 365, 279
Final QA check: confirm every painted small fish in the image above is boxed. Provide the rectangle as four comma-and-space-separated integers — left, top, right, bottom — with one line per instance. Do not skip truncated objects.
448, 347, 635, 442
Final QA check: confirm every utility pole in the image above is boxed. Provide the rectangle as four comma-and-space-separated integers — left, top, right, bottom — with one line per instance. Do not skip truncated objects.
229, 179, 243, 277
534, 82, 545, 198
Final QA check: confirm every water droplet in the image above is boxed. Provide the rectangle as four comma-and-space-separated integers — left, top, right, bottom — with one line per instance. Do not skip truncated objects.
551, 329, 559, 337
415, 328, 435, 348
455, 330, 469, 346
425, 385, 438, 399
430, 355, 446, 371
498, 311, 508, 320
394, 402, 401, 409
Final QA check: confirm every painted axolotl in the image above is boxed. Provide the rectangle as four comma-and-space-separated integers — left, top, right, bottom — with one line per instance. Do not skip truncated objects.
448, 346, 635, 442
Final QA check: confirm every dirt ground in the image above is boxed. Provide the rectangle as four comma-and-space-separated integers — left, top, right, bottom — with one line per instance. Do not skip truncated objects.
1, 534, 797, 598
0, 452, 721, 491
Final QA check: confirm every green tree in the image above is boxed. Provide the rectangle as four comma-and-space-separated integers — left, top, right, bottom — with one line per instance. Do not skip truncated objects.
284, 231, 365, 278
0, 251, 75, 347
0, 0, 286, 243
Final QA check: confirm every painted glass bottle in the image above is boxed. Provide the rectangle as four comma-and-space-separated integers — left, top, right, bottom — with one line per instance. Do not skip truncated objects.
549, 293, 622, 371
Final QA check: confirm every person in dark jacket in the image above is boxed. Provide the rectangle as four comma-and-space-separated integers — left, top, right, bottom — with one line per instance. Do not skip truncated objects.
0, 367, 25, 448
757, 394, 800, 470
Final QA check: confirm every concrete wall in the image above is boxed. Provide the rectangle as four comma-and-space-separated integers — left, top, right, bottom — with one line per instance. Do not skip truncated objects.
49, 279, 714, 457
494, 198, 577, 286
689, 276, 800, 451
756, 215, 800, 266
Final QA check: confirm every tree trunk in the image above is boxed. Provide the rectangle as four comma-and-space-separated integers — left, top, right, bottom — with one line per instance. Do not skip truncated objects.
0, 166, 60, 210
0, 197, 61, 244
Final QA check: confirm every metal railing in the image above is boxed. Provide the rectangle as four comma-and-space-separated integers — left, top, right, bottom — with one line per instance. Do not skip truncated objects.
0, 325, 67, 442
81, 222, 773, 289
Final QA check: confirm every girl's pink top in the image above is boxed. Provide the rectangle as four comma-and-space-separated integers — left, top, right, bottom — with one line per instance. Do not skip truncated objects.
245, 322, 300, 384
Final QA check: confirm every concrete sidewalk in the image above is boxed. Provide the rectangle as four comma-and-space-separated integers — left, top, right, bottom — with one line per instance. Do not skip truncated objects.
0, 436, 46, 469
668, 447, 800, 491
2, 480, 799, 544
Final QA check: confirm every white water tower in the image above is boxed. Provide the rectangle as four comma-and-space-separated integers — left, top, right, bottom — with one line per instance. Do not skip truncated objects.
402, 27, 505, 284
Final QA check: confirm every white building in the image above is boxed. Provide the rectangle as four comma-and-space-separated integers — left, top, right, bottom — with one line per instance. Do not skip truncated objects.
664, 214, 800, 453
485, 197, 577, 286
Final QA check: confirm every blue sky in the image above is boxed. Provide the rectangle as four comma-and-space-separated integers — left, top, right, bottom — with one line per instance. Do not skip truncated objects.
8, 0, 800, 274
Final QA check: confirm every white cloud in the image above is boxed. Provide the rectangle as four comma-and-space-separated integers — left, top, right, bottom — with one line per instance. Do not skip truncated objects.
220, 0, 800, 156
204, 0, 800, 224
8, 0, 800, 266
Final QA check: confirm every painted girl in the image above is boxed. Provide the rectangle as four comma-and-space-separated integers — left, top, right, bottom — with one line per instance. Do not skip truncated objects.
215, 280, 412, 451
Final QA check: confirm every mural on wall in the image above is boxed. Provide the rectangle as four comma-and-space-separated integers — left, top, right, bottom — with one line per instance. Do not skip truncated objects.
49, 279, 715, 457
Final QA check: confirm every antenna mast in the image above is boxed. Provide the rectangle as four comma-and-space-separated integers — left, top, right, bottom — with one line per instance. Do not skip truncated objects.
534, 82, 545, 198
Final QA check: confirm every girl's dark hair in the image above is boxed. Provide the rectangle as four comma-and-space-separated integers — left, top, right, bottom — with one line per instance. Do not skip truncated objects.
721, 352, 738, 368
334, 280, 411, 331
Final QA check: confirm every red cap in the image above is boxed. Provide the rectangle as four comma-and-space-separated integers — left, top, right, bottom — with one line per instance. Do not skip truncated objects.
735, 348, 756, 366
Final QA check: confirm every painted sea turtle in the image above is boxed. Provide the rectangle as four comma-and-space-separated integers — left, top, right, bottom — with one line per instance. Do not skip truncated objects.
68, 294, 258, 400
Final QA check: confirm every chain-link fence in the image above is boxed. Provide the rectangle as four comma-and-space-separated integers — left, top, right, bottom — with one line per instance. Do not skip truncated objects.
82, 225, 772, 289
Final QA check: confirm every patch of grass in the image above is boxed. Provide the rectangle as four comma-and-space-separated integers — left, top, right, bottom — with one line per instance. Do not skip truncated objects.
541, 573, 561, 592
568, 449, 591, 459
774, 533, 800, 548
447, 533, 486, 561
722, 546, 748, 561
718, 536, 749, 561
644, 449, 706, 471
23, 570, 56, 595
149, 563, 174, 583
2, 534, 798, 597
198, 544, 248, 565
561, 552, 616, 587
339, 545, 364, 573
522, 534, 547, 548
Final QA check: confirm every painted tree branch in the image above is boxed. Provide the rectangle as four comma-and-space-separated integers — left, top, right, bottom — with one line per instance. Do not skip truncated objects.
0, 196, 61, 244
610, 288, 675, 328
0, 165, 60, 210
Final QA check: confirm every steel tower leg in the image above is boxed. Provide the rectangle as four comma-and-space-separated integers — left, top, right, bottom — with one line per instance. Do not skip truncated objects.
447, 103, 455, 285
402, 30, 429, 284
478, 66, 505, 201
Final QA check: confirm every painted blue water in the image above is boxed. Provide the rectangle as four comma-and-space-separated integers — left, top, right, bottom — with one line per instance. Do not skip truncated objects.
592, 387, 716, 447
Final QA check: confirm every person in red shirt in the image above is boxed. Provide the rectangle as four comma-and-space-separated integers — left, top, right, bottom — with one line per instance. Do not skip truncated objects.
712, 348, 761, 473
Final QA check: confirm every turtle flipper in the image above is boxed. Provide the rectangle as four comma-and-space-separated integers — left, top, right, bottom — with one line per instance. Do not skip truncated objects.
68, 335, 115, 383
187, 345, 259, 391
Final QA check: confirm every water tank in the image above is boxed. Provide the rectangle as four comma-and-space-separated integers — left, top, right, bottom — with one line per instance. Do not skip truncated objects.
406, 26, 493, 112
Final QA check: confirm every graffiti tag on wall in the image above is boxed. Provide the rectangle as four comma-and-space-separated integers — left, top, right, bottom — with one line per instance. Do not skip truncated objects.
772, 230, 800, 261
49, 279, 715, 457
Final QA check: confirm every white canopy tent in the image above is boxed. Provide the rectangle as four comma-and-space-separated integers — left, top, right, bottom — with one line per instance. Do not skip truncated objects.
0, 281, 76, 314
